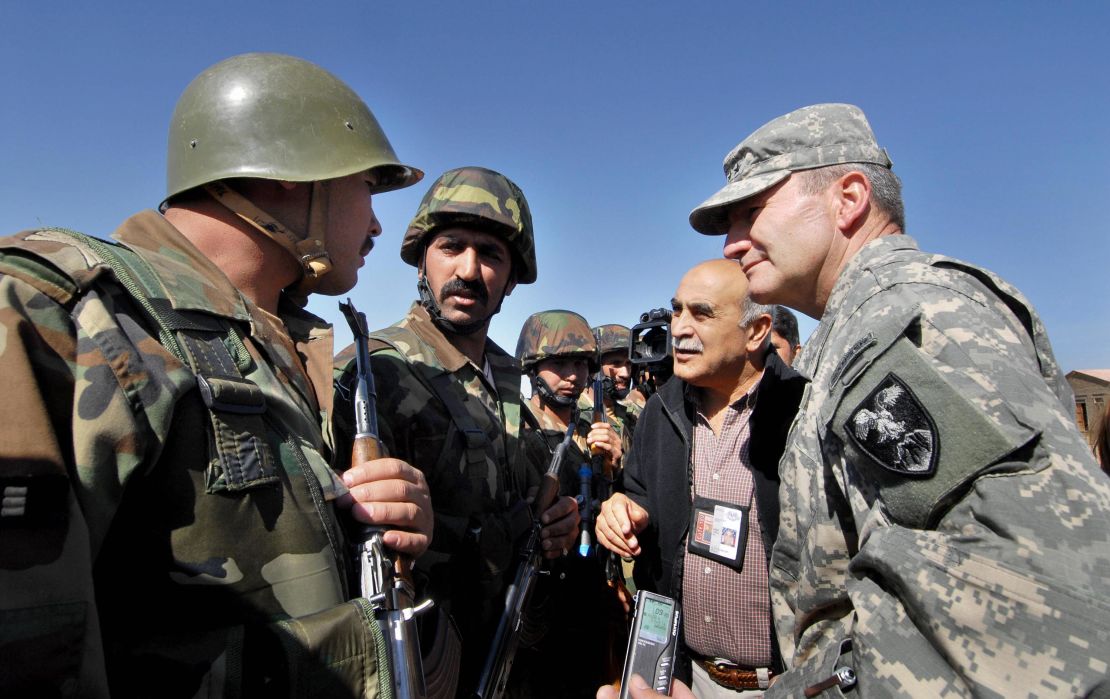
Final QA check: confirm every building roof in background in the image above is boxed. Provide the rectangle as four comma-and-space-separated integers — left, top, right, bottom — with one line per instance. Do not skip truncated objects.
1067, 370, 1110, 386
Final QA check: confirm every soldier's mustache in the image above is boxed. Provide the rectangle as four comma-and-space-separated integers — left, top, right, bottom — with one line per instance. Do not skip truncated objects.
674, 338, 704, 353
439, 278, 489, 304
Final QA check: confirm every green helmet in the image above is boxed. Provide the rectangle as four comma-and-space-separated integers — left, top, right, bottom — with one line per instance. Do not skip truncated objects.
402, 167, 537, 284
593, 324, 631, 357
165, 52, 422, 203
516, 310, 598, 370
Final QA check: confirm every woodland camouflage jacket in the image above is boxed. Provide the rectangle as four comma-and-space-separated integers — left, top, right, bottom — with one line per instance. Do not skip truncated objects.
0, 211, 385, 698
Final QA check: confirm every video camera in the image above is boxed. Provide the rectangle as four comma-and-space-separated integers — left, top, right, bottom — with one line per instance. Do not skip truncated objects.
629, 308, 671, 366
628, 308, 673, 397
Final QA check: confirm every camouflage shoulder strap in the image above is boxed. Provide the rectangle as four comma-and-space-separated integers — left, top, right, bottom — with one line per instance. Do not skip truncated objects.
368, 326, 490, 477
48, 228, 276, 492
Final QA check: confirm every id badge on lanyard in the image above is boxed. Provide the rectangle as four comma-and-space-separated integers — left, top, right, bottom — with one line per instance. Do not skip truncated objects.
685, 413, 756, 572
687, 494, 750, 572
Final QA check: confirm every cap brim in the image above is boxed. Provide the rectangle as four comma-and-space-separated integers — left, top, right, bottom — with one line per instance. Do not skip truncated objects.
688, 170, 791, 235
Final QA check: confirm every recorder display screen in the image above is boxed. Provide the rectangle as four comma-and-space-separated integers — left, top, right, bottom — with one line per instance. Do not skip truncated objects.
638, 596, 674, 644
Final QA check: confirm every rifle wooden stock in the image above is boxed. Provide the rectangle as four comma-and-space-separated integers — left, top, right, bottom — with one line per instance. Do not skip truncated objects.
340, 299, 430, 699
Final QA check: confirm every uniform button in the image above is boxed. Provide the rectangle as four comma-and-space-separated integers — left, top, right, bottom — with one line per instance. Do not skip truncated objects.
704, 566, 712, 574
712, 473, 720, 480
704, 615, 712, 623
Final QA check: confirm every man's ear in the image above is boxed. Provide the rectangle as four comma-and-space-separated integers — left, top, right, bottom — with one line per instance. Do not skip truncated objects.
745, 313, 773, 356
833, 171, 871, 234
503, 278, 517, 298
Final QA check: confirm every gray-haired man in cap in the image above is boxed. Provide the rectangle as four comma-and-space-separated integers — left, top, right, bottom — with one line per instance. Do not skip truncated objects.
685, 104, 1110, 697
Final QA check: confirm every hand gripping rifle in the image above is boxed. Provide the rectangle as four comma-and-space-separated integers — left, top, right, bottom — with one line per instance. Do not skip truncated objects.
589, 371, 632, 680
576, 371, 610, 557
340, 299, 432, 699
474, 418, 577, 699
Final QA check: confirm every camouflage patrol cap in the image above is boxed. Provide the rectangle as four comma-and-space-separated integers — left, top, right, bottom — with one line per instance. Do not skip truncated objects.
516, 310, 598, 370
689, 103, 892, 235
402, 167, 538, 284
593, 324, 631, 357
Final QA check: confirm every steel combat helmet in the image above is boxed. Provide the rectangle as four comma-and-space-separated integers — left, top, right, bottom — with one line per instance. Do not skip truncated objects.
402, 167, 537, 284
518, 310, 597, 409
593, 324, 631, 358
516, 310, 598, 370
166, 52, 421, 200
164, 53, 422, 294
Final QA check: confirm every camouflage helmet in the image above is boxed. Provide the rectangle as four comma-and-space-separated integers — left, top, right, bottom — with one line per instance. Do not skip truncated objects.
165, 53, 422, 204
516, 310, 598, 370
593, 324, 631, 358
402, 167, 537, 284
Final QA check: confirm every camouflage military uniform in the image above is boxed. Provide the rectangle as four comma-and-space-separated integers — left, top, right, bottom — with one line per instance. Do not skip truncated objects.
620, 389, 647, 420
0, 213, 385, 697
517, 397, 628, 699
333, 301, 539, 696
767, 235, 1110, 698
576, 390, 636, 464
523, 397, 591, 493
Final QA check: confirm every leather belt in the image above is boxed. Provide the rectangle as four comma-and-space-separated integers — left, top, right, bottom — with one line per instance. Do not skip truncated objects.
697, 658, 774, 691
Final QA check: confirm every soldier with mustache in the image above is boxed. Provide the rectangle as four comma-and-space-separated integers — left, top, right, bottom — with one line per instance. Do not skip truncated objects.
333, 167, 580, 697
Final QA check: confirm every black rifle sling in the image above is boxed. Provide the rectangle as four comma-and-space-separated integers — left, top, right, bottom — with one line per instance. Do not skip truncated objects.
50, 228, 277, 492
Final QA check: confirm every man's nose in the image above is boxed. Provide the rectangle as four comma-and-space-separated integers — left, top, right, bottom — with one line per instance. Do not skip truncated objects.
723, 221, 751, 260
670, 317, 690, 337
367, 210, 382, 238
456, 247, 481, 280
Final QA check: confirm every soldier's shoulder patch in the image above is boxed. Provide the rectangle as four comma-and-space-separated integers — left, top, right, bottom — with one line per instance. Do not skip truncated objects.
827, 333, 1038, 529
844, 373, 938, 477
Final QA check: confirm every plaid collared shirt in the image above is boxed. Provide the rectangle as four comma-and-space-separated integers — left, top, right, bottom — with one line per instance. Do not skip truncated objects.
682, 383, 772, 667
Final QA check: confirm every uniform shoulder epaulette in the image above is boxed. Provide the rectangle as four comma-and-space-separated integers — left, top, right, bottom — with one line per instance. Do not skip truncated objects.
0, 228, 118, 306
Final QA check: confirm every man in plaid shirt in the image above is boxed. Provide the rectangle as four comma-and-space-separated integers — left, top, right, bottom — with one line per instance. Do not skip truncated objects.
596, 259, 806, 697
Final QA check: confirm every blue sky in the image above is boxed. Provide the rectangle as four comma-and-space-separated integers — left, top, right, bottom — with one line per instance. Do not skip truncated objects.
2, 2, 1107, 372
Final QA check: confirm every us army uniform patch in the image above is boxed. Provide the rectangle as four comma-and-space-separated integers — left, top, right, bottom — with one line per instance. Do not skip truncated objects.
845, 374, 937, 476
825, 320, 1037, 530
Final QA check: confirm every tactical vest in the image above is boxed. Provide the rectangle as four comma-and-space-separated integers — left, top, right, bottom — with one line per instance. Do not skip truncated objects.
0, 228, 346, 505
367, 325, 532, 506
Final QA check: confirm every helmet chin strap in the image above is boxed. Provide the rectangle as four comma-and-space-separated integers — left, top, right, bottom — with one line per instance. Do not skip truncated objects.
417, 246, 509, 337
602, 375, 630, 401
531, 372, 580, 408
204, 181, 334, 299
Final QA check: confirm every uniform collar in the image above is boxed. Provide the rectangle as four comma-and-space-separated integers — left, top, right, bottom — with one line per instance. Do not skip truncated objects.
404, 301, 514, 377
115, 210, 333, 415
823, 234, 920, 323
112, 210, 252, 322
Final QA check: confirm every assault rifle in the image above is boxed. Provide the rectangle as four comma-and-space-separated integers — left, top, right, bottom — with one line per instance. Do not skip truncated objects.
340, 299, 432, 699
588, 368, 632, 680
474, 418, 577, 699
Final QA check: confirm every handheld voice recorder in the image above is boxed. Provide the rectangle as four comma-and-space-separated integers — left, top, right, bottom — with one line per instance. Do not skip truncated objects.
618, 590, 680, 698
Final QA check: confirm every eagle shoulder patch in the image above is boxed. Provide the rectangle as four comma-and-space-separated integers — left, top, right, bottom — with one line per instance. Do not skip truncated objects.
845, 373, 938, 477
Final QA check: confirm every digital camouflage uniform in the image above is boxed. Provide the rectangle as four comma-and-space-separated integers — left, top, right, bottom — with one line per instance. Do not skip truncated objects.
0, 214, 386, 698
688, 103, 1110, 698
333, 302, 538, 697
765, 235, 1110, 698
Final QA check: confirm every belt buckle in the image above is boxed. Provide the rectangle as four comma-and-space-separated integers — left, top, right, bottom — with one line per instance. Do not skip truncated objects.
711, 657, 737, 672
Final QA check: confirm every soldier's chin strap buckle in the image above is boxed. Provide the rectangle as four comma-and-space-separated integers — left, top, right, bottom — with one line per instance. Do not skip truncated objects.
203, 181, 335, 293
296, 237, 334, 280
